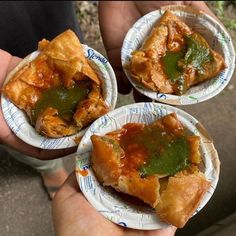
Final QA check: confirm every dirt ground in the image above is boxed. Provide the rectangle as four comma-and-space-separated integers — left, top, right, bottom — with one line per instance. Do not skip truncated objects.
0, 1, 236, 236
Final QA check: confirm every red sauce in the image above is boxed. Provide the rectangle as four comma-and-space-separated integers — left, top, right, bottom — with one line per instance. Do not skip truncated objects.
33, 55, 60, 88
119, 123, 148, 175
116, 116, 189, 177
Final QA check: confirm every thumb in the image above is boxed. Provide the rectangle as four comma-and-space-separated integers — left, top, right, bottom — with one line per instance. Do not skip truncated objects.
54, 171, 80, 202
0, 49, 21, 87
107, 48, 132, 94
114, 68, 132, 94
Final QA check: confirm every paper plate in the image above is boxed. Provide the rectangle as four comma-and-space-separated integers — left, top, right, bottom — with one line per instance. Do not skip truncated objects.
121, 5, 235, 105
75, 102, 220, 230
1, 45, 117, 149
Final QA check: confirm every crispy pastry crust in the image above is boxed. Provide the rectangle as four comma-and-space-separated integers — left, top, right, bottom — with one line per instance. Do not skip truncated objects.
91, 134, 160, 207
91, 113, 210, 227
3, 30, 108, 138
156, 172, 210, 228
129, 10, 226, 94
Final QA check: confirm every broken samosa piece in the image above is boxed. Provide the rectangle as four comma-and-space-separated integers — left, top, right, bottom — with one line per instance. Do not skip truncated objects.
156, 172, 210, 228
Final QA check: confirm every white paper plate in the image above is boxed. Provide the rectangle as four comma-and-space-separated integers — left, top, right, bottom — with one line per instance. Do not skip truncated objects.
1, 45, 117, 149
121, 6, 235, 105
76, 102, 220, 230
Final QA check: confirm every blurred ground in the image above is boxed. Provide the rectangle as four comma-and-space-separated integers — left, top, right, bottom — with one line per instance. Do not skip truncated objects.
0, 1, 236, 236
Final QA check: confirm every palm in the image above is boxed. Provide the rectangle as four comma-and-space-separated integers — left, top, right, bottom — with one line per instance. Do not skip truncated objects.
99, 2, 141, 94
0, 49, 76, 160
53, 173, 176, 236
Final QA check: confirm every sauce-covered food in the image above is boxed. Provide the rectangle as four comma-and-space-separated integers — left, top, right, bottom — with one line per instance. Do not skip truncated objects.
3, 30, 109, 138
130, 10, 226, 95
91, 113, 210, 228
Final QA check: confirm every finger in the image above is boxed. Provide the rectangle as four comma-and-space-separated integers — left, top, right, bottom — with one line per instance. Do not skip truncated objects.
115, 68, 132, 94
125, 225, 176, 236
133, 89, 152, 103
0, 50, 21, 85
156, 226, 177, 236
99, 1, 140, 50
0, 49, 12, 80
99, 1, 140, 94
151, 226, 177, 236
6, 56, 22, 74
106, 48, 132, 94
60, 171, 80, 193
134, 1, 183, 15
54, 171, 80, 201
189, 1, 219, 21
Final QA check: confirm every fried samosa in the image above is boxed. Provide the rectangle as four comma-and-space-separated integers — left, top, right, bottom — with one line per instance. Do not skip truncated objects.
130, 10, 226, 95
3, 30, 109, 138
91, 113, 210, 228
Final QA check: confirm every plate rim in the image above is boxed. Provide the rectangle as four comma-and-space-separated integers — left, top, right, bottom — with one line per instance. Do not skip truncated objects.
1, 44, 118, 149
